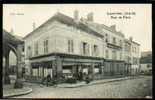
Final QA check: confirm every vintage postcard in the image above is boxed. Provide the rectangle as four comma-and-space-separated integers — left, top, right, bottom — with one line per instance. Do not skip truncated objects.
2, 4, 152, 98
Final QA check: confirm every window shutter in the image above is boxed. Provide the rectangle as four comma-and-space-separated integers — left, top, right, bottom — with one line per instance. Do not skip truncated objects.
71, 40, 74, 53
91, 45, 94, 56
96, 46, 98, 56
87, 44, 90, 56
68, 40, 71, 53
47, 40, 49, 53
80, 42, 83, 55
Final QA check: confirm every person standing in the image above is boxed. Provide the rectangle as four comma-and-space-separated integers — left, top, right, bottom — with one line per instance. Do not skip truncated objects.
46, 74, 51, 87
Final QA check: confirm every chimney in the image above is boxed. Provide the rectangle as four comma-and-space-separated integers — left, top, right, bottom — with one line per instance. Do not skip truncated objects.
10, 28, 14, 34
74, 10, 79, 21
129, 37, 133, 41
33, 22, 36, 30
110, 25, 116, 31
87, 12, 94, 21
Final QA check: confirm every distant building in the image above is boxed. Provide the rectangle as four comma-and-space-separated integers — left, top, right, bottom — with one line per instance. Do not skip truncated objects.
130, 38, 141, 75
141, 51, 152, 57
140, 51, 152, 74
23, 11, 141, 82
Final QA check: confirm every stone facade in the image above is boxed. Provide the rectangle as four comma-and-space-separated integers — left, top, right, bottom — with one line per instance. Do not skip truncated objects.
24, 12, 140, 82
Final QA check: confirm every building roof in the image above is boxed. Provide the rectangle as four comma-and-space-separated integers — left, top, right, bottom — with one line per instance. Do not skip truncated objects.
14, 35, 23, 40
101, 24, 124, 37
125, 38, 140, 46
124, 39, 131, 44
131, 41, 140, 46
23, 12, 139, 46
24, 12, 104, 39
3, 29, 24, 45
82, 20, 124, 37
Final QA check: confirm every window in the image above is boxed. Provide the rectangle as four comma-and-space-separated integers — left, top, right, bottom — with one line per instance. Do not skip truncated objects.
22, 46, 24, 52
34, 42, 38, 56
120, 40, 122, 46
44, 39, 48, 54
105, 34, 109, 42
82, 42, 87, 55
27, 46, 32, 58
106, 50, 109, 58
93, 45, 98, 56
135, 47, 137, 53
132, 46, 135, 52
32, 68, 38, 76
112, 50, 116, 60
133, 57, 138, 64
120, 52, 122, 60
113, 37, 116, 44
81, 42, 90, 56
68, 39, 74, 53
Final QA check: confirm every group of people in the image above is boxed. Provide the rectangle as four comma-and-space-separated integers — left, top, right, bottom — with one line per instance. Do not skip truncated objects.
44, 71, 92, 87
74, 71, 92, 84
43, 74, 58, 87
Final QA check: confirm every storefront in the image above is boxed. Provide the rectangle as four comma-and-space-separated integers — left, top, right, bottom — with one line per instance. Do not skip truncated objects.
28, 53, 105, 82
104, 60, 126, 76
31, 61, 53, 80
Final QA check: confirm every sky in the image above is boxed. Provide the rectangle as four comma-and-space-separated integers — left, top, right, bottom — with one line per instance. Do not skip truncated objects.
3, 4, 152, 52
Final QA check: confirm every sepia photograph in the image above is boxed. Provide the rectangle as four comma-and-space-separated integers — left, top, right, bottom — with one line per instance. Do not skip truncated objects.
2, 4, 152, 98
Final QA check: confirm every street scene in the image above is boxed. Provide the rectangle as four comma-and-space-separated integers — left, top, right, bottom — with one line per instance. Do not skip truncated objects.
13, 76, 152, 98
3, 4, 152, 99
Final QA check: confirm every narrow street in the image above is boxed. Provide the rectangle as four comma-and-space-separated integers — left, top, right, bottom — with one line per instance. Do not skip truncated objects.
14, 76, 152, 98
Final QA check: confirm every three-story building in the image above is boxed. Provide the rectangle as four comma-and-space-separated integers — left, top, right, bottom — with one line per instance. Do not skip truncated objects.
24, 11, 140, 82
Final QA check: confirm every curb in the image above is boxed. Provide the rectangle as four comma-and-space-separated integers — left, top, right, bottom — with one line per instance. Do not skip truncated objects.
58, 78, 128, 88
3, 87, 32, 98
58, 76, 143, 88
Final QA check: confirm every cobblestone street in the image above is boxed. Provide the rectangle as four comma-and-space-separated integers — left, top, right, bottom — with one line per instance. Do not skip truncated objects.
14, 76, 152, 98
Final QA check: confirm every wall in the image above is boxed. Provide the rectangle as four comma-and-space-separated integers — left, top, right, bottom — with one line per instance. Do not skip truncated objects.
140, 63, 152, 72
24, 21, 59, 58
101, 27, 124, 61
52, 21, 105, 57
25, 20, 106, 58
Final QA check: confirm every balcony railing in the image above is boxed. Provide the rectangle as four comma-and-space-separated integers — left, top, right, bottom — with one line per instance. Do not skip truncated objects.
107, 42, 122, 50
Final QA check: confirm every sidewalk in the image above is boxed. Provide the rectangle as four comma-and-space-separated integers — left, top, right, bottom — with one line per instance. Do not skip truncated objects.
57, 76, 143, 88
3, 84, 32, 98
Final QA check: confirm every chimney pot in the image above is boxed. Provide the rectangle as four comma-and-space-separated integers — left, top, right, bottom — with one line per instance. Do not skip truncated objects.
110, 25, 116, 31
10, 28, 14, 34
87, 12, 94, 21
74, 10, 79, 21
129, 37, 133, 41
33, 22, 36, 30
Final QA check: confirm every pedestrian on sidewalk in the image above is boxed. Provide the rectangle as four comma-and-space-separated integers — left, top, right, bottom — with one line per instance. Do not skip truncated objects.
46, 74, 51, 87
52, 74, 58, 87
85, 73, 90, 84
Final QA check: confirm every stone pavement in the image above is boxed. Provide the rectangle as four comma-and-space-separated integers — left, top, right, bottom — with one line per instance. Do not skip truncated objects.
14, 75, 152, 98
57, 75, 143, 88
3, 84, 32, 98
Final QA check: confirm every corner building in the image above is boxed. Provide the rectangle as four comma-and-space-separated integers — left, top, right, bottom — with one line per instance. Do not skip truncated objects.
24, 12, 140, 82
